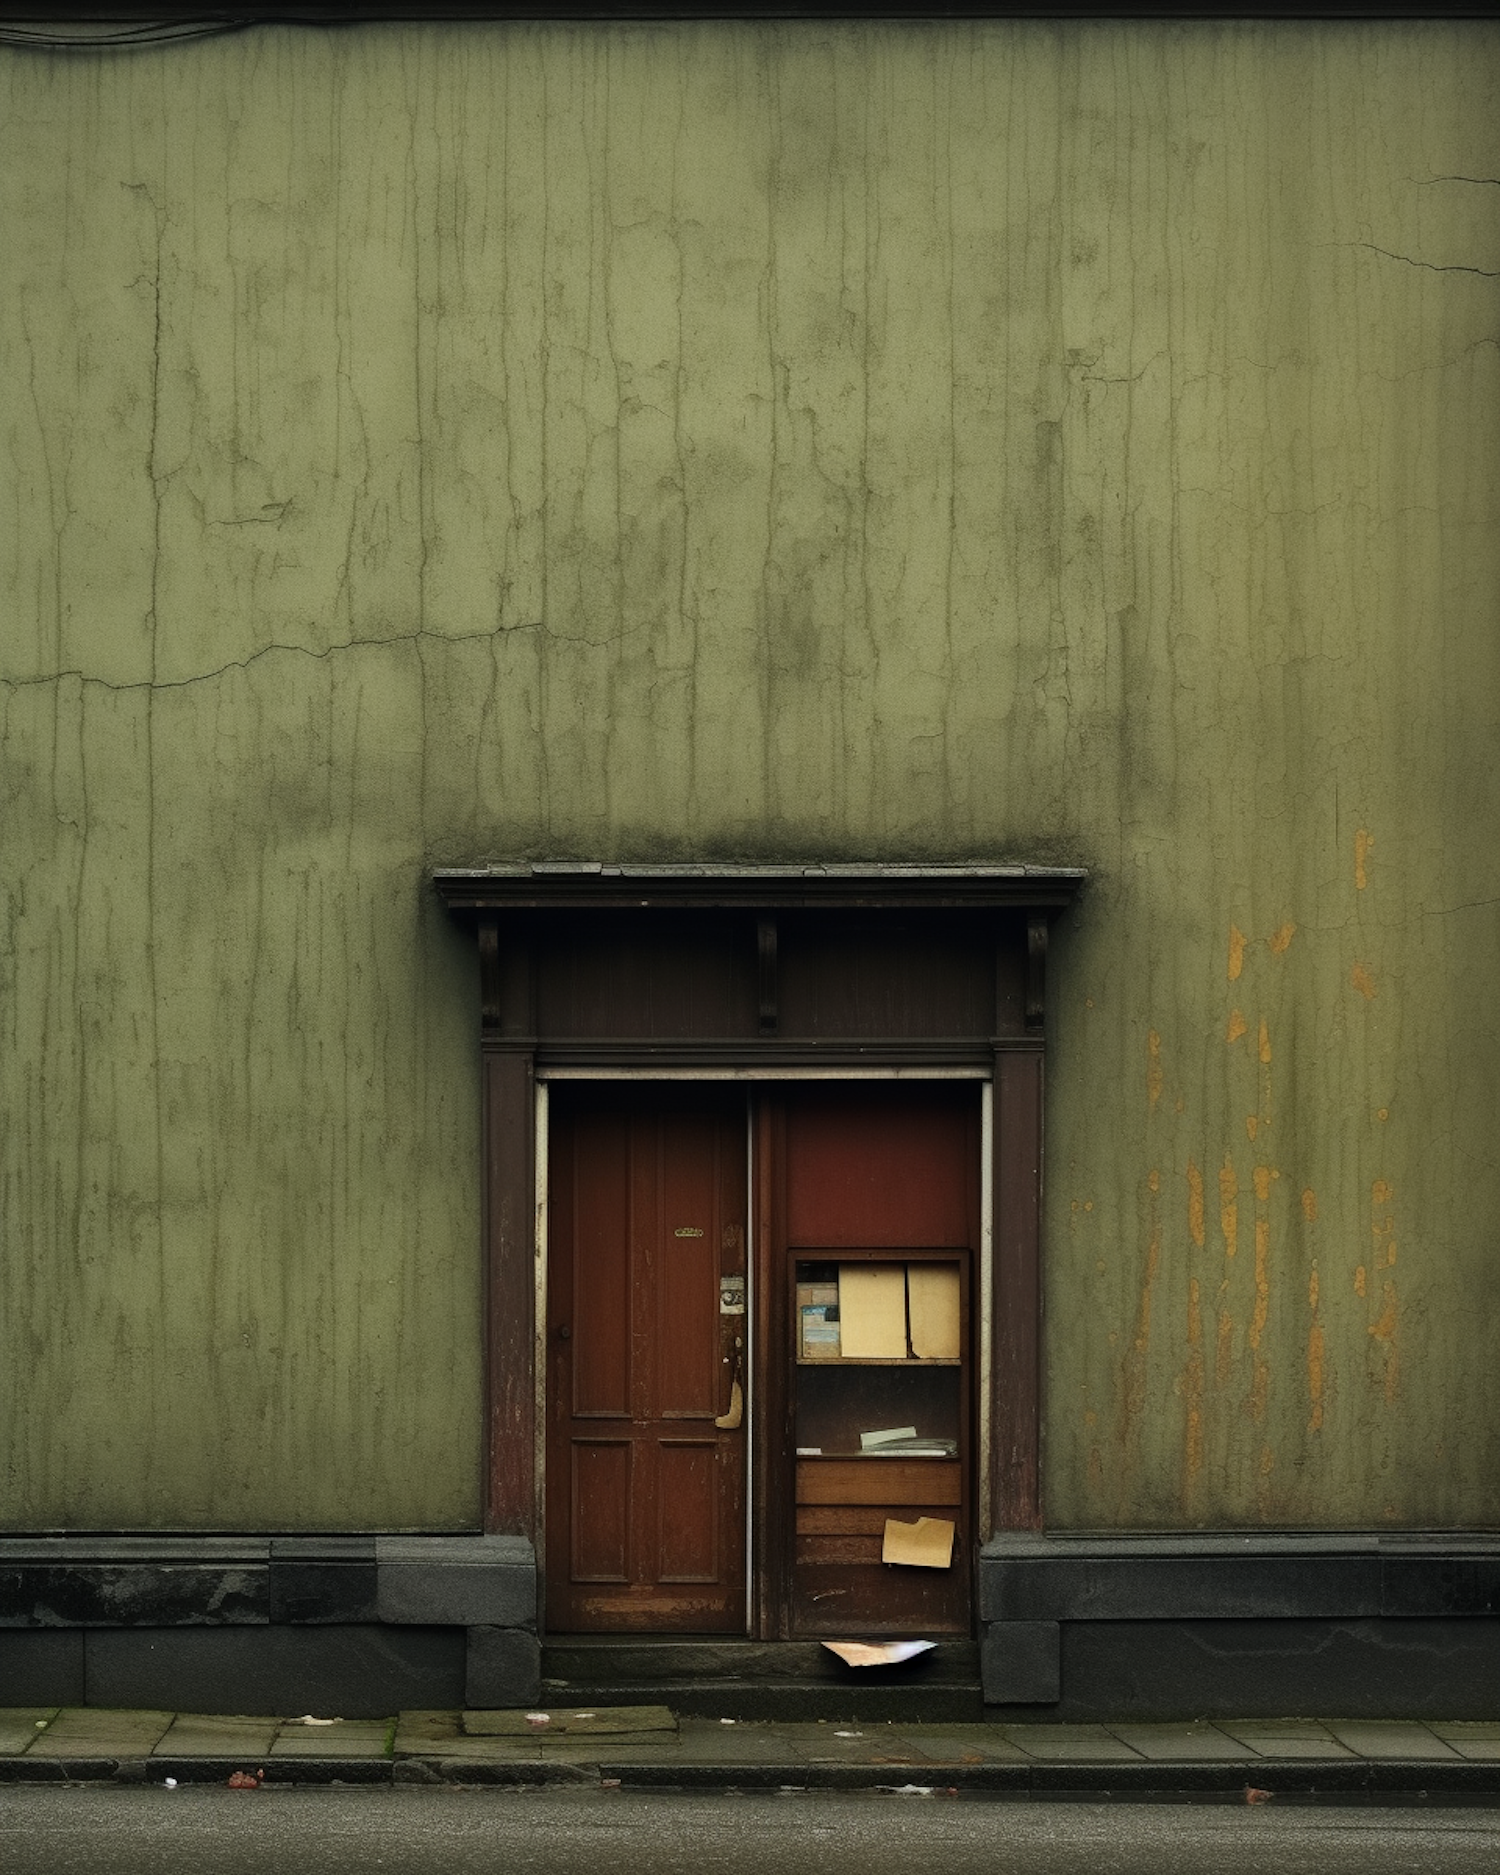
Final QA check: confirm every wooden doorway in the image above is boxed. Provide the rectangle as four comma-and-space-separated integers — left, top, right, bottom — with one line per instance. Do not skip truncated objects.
545, 1088, 748, 1632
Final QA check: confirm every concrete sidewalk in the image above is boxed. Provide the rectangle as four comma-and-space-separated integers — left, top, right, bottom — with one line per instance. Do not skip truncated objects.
4, 1706, 1500, 1797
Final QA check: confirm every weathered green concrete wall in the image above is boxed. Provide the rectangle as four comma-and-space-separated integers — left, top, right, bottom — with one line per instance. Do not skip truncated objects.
2, 23, 1497, 1529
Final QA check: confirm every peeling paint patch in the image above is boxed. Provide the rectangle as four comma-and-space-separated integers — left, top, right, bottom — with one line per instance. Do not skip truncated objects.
1355, 828, 1374, 890
1226, 1009, 1248, 1044
1351, 962, 1377, 1000
1228, 924, 1246, 981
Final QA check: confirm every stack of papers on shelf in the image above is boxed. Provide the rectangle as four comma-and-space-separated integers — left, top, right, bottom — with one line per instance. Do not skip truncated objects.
858, 1425, 958, 1458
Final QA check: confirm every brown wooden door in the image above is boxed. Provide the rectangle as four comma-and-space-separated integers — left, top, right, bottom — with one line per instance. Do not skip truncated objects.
546, 1091, 747, 1631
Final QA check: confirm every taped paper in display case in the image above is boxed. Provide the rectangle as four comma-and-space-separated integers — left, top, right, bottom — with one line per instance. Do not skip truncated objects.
881, 1516, 956, 1569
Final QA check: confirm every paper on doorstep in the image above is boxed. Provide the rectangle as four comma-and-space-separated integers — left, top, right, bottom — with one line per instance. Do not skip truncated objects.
906, 1263, 960, 1360
837, 1264, 907, 1358
881, 1516, 956, 1569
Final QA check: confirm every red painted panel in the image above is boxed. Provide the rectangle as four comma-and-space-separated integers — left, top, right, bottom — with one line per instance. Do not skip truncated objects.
571, 1116, 632, 1417
654, 1114, 722, 1417
657, 1439, 719, 1582
784, 1085, 973, 1246
571, 1441, 632, 1582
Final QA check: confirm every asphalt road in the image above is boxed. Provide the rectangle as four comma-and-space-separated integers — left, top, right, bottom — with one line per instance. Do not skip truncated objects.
2, 1785, 1498, 1875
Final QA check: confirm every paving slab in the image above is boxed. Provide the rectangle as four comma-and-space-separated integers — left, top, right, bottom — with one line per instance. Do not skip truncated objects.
0, 1710, 57, 1756
1215, 1720, 1354, 1759
1107, 1724, 1255, 1762
26, 1710, 173, 1758
393, 1711, 463, 1752
1325, 1721, 1459, 1760
152, 1714, 281, 1758
269, 1719, 391, 1758
1427, 1723, 1500, 1761
895, 1726, 1030, 1763
997, 1724, 1147, 1762
671, 1723, 799, 1765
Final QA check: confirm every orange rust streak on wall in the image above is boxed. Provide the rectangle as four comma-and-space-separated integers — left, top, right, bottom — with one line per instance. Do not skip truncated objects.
1228, 925, 1246, 981
1301, 1187, 1318, 1223
1226, 1009, 1248, 1044
1146, 1029, 1163, 1110
1368, 1278, 1400, 1404
1351, 962, 1377, 1000
1219, 1158, 1238, 1258
1258, 1019, 1272, 1065
1355, 1265, 1367, 1297
1355, 828, 1374, 890
1187, 1161, 1205, 1248
1268, 923, 1296, 955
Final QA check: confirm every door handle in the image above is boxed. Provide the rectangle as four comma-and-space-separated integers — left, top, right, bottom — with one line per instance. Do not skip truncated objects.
715, 1350, 743, 1430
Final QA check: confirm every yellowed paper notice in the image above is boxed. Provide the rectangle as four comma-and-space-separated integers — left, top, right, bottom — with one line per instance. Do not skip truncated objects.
881, 1516, 956, 1569
837, 1264, 907, 1358
906, 1263, 960, 1361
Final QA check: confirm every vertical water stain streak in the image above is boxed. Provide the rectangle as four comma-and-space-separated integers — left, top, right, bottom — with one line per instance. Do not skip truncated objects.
1248, 1164, 1272, 1421
1183, 1274, 1205, 1498
1307, 1266, 1325, 1432
1121, 1170, 1163, 1498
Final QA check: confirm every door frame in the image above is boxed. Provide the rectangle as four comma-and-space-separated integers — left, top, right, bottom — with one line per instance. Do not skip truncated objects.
533, 1066, 994, 1637
433, 864, 1084, 1600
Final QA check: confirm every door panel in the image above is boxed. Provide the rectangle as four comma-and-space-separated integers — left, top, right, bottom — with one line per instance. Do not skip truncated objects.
547, 1092, 746, 1632
570, 1442, 632, 1581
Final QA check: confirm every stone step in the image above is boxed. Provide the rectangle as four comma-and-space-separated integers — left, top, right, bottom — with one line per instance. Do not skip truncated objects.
542, 1637, 978, 1683
539, 1679, 983, 1722
540, 1637, 982, 1721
